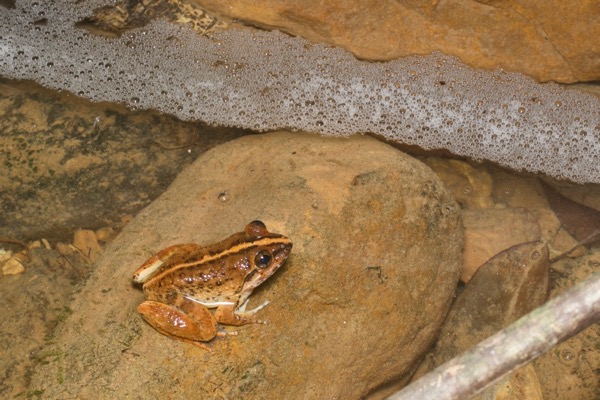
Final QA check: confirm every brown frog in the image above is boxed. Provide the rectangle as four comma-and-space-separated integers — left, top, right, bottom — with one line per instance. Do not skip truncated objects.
132, 220, 292, 351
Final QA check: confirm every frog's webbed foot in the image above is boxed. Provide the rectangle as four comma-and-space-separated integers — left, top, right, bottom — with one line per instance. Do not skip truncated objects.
215, 299, 270, 326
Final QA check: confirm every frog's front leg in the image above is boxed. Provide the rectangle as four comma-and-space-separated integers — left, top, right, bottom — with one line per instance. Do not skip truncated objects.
137, 294, 230, 352
214, 298, 270, 326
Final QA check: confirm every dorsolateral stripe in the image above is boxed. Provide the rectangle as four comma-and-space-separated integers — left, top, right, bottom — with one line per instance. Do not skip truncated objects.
145, 237, 291, 285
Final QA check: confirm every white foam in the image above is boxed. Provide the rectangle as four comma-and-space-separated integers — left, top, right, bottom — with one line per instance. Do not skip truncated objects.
1, 0, 598, 183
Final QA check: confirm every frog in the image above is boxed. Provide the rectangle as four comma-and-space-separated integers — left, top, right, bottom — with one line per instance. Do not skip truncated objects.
132, 220, 292, 351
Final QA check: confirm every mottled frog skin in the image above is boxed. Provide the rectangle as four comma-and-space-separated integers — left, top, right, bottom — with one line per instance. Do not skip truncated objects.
133, 220, 292, 351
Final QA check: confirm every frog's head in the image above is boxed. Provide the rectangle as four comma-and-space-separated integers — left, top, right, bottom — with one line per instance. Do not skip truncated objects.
240, 220, 293, 291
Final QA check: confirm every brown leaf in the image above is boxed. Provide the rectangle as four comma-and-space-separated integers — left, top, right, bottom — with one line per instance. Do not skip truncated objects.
431, 241, 550, 367
540, 180, 600, 244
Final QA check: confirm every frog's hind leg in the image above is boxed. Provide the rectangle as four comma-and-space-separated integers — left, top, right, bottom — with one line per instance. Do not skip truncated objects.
137, 295, 220, 352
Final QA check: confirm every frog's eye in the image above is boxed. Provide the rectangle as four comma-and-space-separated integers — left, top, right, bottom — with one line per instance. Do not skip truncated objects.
254, 250, 273, 269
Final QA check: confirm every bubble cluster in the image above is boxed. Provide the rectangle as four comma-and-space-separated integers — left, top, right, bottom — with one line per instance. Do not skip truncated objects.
1, 0, 599, 183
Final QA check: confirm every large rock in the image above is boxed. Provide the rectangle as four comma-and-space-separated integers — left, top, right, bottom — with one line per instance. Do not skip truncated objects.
29, 132, 462, 398
191, 0, 600, 83
0, 79, 245, 241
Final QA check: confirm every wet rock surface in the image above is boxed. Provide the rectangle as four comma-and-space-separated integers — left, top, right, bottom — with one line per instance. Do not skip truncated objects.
27, 132, 463, 398
533, 251, 600, 400
190, 0, 600, 83
414, 158, 600, 400
0, 243, 96, 397
1, 131, 598, 399
0, 79, 246, 241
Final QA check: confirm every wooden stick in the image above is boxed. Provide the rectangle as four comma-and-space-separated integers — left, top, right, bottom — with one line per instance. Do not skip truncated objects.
387, 271, 600, 400
0, 238, 28, 249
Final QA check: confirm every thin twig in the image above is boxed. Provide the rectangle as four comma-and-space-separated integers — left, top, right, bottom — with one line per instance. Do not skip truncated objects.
0, 238, 29, 250
387, 271, 600, 400
550, 228, 600, 262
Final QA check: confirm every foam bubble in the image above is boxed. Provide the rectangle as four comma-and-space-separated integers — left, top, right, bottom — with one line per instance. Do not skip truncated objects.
0, 0, 599, 183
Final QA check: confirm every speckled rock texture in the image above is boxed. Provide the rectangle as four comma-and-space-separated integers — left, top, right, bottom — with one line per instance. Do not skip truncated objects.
29, 132, 463, 399
191, 0, 600, 83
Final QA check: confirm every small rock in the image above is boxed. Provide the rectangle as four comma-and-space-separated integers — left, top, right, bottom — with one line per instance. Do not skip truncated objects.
28, 241, 42, 249
0, 249, 12, 264
73, 229, 103, 263
2, 256, 25, 275
95, 227, 115, 243
491, 171, 548, 209
422, 158, 494, 209
55, 242, 73, 256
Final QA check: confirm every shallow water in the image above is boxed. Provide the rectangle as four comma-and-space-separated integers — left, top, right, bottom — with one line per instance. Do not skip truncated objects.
0, 79, 598, 399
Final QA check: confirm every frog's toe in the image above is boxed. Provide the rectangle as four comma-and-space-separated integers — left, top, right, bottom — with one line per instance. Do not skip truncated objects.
239, 299, 270, 315
216, 328, 238, 337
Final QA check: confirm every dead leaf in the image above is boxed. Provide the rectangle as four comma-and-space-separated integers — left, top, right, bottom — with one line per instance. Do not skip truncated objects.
541, 180, 600, 245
